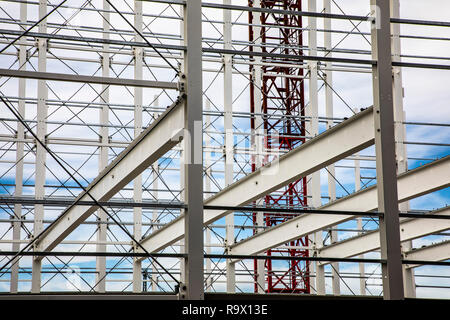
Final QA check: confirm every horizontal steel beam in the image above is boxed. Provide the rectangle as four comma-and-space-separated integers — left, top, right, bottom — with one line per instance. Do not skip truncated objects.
318, 206, 450, 264
0, 28, 375, 66
35, 98, 185, 257
0, 68, 178, 89
4, 31, 448, 69
0, 293, 178, 300
136, 107, 376, 259
3, 249, 448, 267
0, 196, 184, 209
154, 1, 450, 27
404, 240, 450, 269
0, 28, 185, 52
229, 155, 450, 260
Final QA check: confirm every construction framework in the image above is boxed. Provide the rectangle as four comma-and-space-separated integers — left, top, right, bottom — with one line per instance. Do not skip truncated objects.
248, 0, 310, 294
0, 0, 448, 300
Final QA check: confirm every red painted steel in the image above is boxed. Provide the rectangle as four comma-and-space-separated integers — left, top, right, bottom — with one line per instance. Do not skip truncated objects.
249, 0, 310, 294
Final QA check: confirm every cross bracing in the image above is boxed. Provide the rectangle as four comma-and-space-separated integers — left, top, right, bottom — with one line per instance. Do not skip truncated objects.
0, 0, 448, 300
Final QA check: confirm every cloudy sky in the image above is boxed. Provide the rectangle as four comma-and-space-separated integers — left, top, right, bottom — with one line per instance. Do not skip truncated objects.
0, 0, 448, 297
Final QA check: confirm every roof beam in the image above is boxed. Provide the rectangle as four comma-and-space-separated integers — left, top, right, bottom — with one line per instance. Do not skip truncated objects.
318, 206, 450, 264
404, 240, 450, 269
0, 68, 178, 90
229, 155, 450, 260
35, 99, 185, 257
136, 107, 376, 258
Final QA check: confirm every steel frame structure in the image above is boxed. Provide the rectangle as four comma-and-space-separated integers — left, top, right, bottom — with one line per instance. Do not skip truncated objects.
0, 0, 448, 300
249, 0, 310, 294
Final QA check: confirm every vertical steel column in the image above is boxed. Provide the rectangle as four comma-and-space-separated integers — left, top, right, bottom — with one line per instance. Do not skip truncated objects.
400, 111, 416, 298
250, 0, 265, 294
31, 0, 48, 293
323, 0, 340, 296
182, 0, 204, 300
252, 0, 309, 294
390, 0, 415, 298
132, 0, 143, 293
11, 1, 28, 293
95, 0, 110, 293
223, 0, 235, 293
356, 217, 367, 295
151, 96, 160, 292
204, 100, 212, 293
307, 0, 324, 296
354, 150, 366, 296
371, 0, 404, 300
179, 4, 186, 287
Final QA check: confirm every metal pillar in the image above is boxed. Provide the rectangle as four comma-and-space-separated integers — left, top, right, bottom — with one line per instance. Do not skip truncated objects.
249, 0, 310, 294
182, 0, 204, 300
249, 0, 265, 294
132, 0, 143, 293
178, 4, 186, 288
95, 0, 110, 293
356, 217, 367, 295
151, 96, 160, 292
204, 100, 212, 293
323, 0, 340, 296
31, 0, 48, 293
308, 0, 325, 296
223, 0, 236, 293
371, 0, 404, 300
11, 0, 27, 293
354, 151, 366, 296
390, 0, 416, 298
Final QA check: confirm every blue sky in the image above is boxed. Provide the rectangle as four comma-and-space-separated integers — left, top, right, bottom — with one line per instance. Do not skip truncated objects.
0, 0, 448, 296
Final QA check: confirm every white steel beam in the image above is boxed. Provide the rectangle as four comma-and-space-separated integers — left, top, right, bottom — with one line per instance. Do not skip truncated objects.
223, 0, 236, 293
31, 0, 47, 293
229, 156, 450, 258
10, 0, 27, 293
318, 206, 450, 261
132, 0, 144, 294
136, 107, 376, 257
404, 240, 450, 269
390, 0, 415, 298
323, 0, 340, 296
0, 68, 178, 89
251, 0, 265, 294
204, 100, 213, 293
307, 0, 325, 296
354, 124, 366, 295
151, 136, 160, 292
34, 100, 185, 256
95, 0, 110, 293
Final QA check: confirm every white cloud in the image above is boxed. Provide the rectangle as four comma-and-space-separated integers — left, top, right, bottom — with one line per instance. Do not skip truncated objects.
0, 0, 448, 297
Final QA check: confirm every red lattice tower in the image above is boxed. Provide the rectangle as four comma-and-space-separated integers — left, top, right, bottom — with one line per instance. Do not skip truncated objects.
249, 0, 310, 293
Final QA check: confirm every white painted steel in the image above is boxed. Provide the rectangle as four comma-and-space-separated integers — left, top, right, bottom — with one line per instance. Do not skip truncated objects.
35, 101, 185, 255
230, 156, 450, 259
136, 107, 376, 258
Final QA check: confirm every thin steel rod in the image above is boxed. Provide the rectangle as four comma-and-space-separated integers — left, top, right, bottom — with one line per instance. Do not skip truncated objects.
105, 0, 179, 73
0, 251, 383, 264
0, 0, 68, 54
0, 95, 181, 286
6, 0, 450, 28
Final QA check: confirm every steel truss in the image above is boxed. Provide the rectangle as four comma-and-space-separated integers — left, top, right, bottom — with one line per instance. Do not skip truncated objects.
0, 0, 448, 300
248, 0, 309, 294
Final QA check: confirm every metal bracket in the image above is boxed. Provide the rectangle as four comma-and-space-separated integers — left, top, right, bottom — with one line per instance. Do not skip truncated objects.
177, 282, 187, 300
100, 55, 114, 66
177, 73, 186, 93
35, 39, 50, 52
221, 54, 233, 66
132, 47, 144, 61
